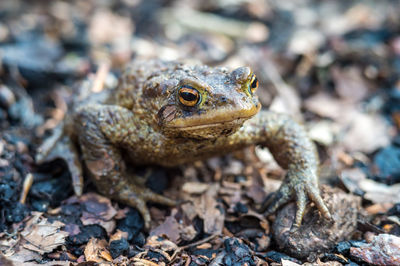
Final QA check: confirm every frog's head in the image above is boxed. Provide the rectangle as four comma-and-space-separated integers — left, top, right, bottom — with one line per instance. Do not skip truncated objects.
156, 65, 261, 139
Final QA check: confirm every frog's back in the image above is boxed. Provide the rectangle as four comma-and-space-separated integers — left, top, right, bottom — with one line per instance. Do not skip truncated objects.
113, 59, 182, 109
70, 59, 181, 113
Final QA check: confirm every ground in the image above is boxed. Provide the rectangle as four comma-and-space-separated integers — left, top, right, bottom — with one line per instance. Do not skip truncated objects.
1, 0, 400, 265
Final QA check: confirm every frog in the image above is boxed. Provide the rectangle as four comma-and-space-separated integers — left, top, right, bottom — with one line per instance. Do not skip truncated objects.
37, 59, 331, 230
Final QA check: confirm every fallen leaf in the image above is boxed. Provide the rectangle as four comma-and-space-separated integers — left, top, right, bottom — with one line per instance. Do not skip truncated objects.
359, 179, 400, 204
342, 112, 390, 153
340, 167, 367, 195
79, 193, 118, 234
145, 235, 179, 254
307, 120, 337, 146
282, 259, 301, 266
150, 207, 198, 244
150, 215, 181, 243
304, 92, 345, 120
89, 9, 133, 46
288, 28, 324, 54
110, 230, 129, 242
1, 245, 41, 265
331, 66, 369, 102
195, 184, 225, 235
305, 92, 390, 153
84, 238, 112, 263
21, 212, 68, 254
365, 203, 394, 215
182, 182, 209, 194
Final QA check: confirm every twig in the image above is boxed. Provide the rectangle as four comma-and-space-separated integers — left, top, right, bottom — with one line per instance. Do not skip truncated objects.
171, 234, 219, 261
20, 173, 33, 204
91, 62, 110, 93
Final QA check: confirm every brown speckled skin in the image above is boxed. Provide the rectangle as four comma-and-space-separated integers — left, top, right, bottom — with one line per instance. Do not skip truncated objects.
66, 59, 330, 229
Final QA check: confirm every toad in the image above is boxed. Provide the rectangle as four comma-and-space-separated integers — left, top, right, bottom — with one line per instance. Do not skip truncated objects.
37, 59, 331, 229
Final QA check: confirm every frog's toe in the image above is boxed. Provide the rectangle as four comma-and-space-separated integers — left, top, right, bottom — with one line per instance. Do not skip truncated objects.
265, 171, 332, 227
133, 197, 152, 230
118, 186, 176, 230
143, 189, 177, 206
306, 185, 331, 220
293, 187, 307, 228
263, 183, 292, 216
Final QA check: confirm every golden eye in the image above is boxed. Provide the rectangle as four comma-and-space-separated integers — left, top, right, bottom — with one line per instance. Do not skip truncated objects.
178, 86, 200, 107
248, 75, 258, 95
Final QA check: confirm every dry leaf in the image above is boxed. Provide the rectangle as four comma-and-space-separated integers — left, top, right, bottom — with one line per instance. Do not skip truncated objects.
199, 184, 225, 235
79, 193, 118, 234
84, 238, 112, 263
145, 235, 179, 253
150, 216, 181, 243
332, 66, 368, 102
342, 112, 390, 153
282, 259, 301, 266
305, 92, 390, 153
182, 182, 209, 194
21, 212, 68, 254
359, 179, 400, 204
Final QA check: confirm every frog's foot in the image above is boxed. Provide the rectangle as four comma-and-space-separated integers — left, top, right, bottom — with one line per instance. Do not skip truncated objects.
37, 135, 84, 196
262, 169, 331, 228
117, 184, 177, 230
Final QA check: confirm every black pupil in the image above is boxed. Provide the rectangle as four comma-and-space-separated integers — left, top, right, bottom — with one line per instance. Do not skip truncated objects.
251, 77, 258, 89
181, 91, 197, 102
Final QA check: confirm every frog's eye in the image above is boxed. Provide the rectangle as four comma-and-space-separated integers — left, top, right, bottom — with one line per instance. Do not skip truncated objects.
248, 75, 258, 95
178, 86, 200, 107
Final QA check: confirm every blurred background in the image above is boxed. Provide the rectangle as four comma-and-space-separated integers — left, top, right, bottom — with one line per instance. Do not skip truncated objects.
1, 0, 399, 165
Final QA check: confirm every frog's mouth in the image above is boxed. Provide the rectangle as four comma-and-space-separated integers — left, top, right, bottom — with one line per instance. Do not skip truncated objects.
167, 103, 261, 130
172, 118, 246, 130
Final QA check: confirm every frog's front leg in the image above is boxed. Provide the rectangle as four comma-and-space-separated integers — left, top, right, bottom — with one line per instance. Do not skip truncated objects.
74, 104, 176, 229
241, 110, 331, 227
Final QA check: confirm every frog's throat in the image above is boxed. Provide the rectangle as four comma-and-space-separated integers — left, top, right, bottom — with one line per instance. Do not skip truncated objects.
167, 103, 261, 129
